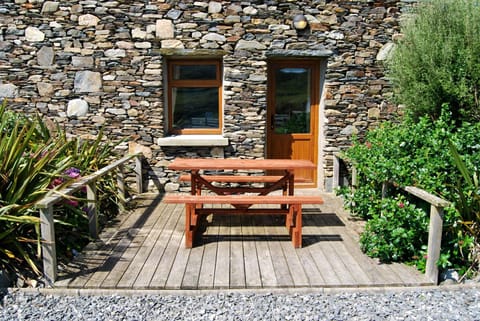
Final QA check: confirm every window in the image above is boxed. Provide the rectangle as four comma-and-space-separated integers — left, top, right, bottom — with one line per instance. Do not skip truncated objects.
167, 59, 222, 134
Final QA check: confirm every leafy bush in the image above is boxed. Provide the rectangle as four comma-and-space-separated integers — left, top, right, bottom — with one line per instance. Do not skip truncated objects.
360, 196, 428, 263
0, 102, 72, 275
387, 0, 480, 122
0, 101, 123, 279
338, 110, 480, 275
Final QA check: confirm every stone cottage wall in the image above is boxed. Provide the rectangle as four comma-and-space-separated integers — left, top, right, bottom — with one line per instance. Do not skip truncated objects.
0, 0, 415, 191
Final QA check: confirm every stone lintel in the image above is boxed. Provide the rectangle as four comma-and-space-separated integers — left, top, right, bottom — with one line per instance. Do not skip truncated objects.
153, 48, 227, 57
266, 49, 333, 58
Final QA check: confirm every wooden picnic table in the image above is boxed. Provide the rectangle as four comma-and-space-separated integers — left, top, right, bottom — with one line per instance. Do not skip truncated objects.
164, 158, 322, 248
168, 158, 316, 196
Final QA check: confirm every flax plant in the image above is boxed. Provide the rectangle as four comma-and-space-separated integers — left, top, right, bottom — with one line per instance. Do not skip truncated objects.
0, 102, 72, 275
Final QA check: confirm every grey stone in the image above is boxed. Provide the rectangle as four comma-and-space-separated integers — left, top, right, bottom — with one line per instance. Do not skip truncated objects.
105, 49, 126, 58
166, 9, 182, 20
67, 98, 89, 117
368, 107, 380, 119
37, 82, 54, 96
340, 125, 358, 136
224, 15, 241, 24
37, 46, 55, 66
202, 33, 226, 43
132, 28, 147, 39
208, 1, 222, 14
161, 40, 184, 49
106, 108, 126, 115
74, 71, 102, 93
25, 27, 45, 42
78, 14, 99, 26
156, 19, 174, 39
72, 56, 94, 68
164, 182, 180, 192
0, 41, 13, 52
243, 6, 258, 15
235, 40, 267, 51
134, 42, 152, 49
439, 269, 459, 284
41, 1, 59, 14
376, 42, 394, 61
0, 84, 18, 98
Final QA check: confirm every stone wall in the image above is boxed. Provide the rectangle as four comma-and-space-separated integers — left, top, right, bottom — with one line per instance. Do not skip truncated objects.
0, 0, 414, 191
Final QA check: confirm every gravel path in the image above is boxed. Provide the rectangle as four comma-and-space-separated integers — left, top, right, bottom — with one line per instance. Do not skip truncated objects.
1, 285, 479, 321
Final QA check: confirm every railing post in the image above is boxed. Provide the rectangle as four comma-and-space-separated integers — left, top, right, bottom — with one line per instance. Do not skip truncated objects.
135, 155, 144, 193
39, 206, 57, 284
117, 164, 126, 212
333, 154, 340, 189
86, 182, 98, 239
426, 205, 444, 284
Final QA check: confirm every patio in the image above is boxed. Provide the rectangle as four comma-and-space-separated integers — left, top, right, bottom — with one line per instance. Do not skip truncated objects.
54, 192, 431, 290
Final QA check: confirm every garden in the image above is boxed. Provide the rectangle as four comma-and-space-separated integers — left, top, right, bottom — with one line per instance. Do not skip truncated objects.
0, 101, 123, 286
337, 0, 480, 280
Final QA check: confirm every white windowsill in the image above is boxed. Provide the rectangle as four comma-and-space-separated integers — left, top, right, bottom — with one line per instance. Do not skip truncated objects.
157, 135, 229, 147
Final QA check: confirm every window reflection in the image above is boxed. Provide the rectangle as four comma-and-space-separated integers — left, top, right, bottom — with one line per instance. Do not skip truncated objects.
274, 68, 311, 134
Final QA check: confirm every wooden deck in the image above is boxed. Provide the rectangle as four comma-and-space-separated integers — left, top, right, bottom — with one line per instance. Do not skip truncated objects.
55, 192, 432, 290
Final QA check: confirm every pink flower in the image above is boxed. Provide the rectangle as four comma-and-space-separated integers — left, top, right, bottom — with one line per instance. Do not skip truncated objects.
398, 202, 405, 208
49, 177, 64, 188
65, 167, 81, 179
65, 199, 79, 207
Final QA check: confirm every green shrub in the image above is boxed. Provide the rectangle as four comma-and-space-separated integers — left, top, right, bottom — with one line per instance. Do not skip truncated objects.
0, 101, 124, 278
0, 102, 72, 275
360, 195, 428, 263
387, 0, 480, 122
338, 110, 480, 275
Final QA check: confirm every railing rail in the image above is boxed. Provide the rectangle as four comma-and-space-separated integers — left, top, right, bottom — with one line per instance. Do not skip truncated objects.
36, 153, 144, 284
334, 155, 450, 284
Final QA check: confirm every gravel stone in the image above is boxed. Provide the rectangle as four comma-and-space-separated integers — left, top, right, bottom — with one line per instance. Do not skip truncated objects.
1, 286, 479, 321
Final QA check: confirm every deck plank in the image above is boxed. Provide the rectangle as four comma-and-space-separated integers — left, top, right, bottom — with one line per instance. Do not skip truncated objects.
242, 216, 263, 288
197, 213, 219, 289
229, 215, 246, 289
56, 193, 434, 290
133, 203, 181, 288
116, 202, 172, 288
149, 204, 185, 288
256, 215, 278, 287
213, 211, 231, 289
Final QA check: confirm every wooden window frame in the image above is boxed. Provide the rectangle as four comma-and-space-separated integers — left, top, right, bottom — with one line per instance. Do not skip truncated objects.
167, 59, 223, 135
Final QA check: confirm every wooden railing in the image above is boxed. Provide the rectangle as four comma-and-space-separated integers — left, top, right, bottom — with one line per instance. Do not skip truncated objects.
333, 155, 450, 284
36, 153, 144, 284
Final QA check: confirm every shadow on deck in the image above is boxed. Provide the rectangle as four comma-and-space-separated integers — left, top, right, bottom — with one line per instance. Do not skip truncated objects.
55, 192, 432, 290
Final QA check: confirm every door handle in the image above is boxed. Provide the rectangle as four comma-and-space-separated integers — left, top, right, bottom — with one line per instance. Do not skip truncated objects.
270, 114, 274, 129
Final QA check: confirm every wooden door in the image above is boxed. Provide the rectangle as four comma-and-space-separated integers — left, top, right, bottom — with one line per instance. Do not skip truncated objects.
267, 60, 319, 187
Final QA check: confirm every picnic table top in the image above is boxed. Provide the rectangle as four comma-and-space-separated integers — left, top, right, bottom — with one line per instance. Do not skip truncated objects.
168, 158, 316, 171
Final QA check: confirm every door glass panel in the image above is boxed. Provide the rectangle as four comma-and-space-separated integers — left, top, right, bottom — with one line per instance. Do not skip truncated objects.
274, 67, 311, 134
172, 87, 219, 129
172, 64, 217, 80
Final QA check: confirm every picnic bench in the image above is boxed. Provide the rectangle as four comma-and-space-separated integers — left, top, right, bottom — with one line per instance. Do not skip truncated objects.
164, 158, 324, 248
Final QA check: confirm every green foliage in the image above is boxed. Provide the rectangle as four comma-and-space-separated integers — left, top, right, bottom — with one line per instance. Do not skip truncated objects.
0, 102, 72, 275
0, 101, 123, 278
387, 0, 480, 122
338, 110, 480, 275
360, 195, 428, 263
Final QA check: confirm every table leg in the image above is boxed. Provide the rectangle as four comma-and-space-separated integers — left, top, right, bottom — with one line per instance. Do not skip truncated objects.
185, 203, 194, 248
290, 204, 302, 248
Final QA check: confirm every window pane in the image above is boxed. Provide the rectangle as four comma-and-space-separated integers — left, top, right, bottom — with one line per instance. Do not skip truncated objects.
172, 64, 217, 80
172, 87, 219, 129
274, 67, 311, 134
